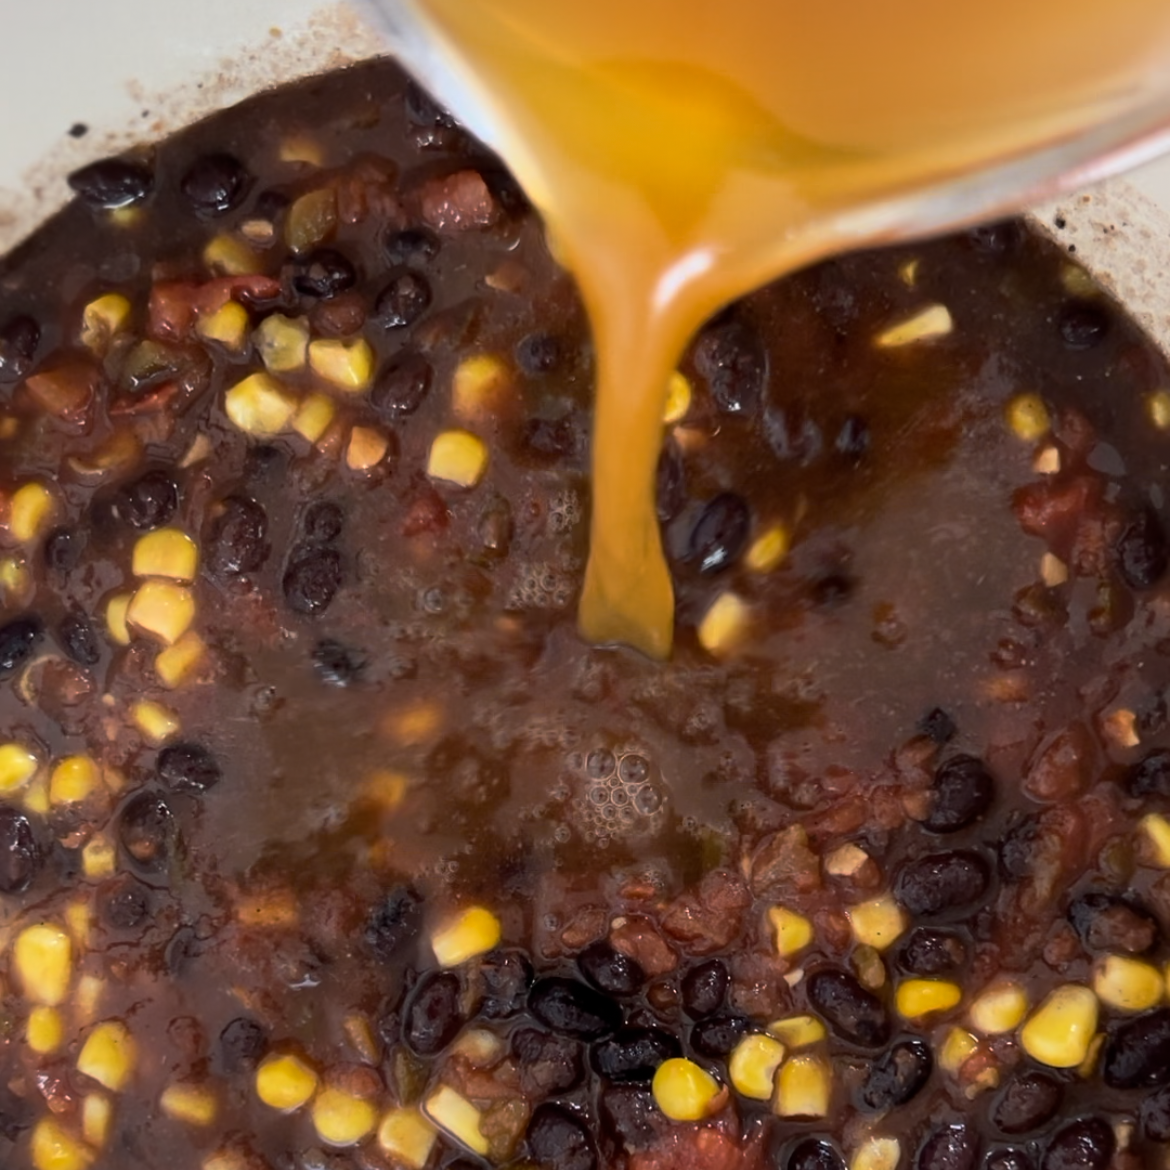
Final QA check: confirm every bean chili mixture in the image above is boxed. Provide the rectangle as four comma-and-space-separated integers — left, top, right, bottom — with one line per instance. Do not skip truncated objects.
1, 57, 1170, 1170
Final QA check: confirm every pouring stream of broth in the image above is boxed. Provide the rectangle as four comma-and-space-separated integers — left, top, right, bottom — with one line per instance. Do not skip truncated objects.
374, 0, 1170, 658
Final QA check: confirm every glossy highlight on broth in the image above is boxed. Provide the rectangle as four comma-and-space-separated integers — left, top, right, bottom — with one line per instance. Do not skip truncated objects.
404, 0, 1170, 656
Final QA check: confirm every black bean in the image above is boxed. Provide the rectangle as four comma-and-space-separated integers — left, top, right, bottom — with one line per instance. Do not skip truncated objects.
966, 220, 1027, 254
1117, 504, 1168, 590
206, 496, 269, 575
788, 1139, 846, 1170
0, 807, 40, 894
157, 743, 222, 794
692, 318, 767, 416
984, 1152, 1034, 1170
528, 976, 622, 1039
896, 928, 968, 976
998, 815, 1039, 882
688, 493, 750, 574
681, 959, 729, 1018
591, 1027, 680, 1082
918, 1124, 979, 1170
1057, 301, 1110, 350
812, 572, 855, 607
293, 249, 357, 299
600, 1085, 663, 1153
43, 528, 83, 575
477, 948, 532, 1019
384, 227, 440, 266
834, 415, 870, 463
1067, 893, 1157, 954
764, 408, 823, 464
217, 1016, 267, 1074
516, 333, 562, 375
302, 501, 344, 544
690, 1013, 752, 1058
99, 880, 149, 930
180, 153, 251, 216
68, 157, 153, 209
1040, 1118, 1114, 1170
58, 610, 100, 667
374, 269, 432, 328
0, 316, 39, 382
992, 1071, 1062, 1136
924, 754, 994, 833
578, 940, 645, 997
918, 707, 957, 744
1128, 748, 1170, 798
364, 887, 422, 962
1143, 1085, 1170, 1141
656, 441, 687, 523
896, 851, 990, 918
283, 547, 342, 615
371, 352, 434, 419
118, 470, 178, 531
806, 968, 890, 1048
513, 1027, 584, 1095
118, 792, 176, 873
1102, 1008, 1170, 1088
0, 616, 43, 676
857, 1038, 932, 1111
527, 1103, 597, 1170
0, 1084, 32, 1144
312, 640, 364, 688
523, 415, 579, 461
403, 971, 463, 1056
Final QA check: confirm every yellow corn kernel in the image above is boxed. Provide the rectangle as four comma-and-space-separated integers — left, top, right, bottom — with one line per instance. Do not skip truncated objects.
663, 371, 692, 424
30, 1118, 92, 1170
132, 528, 198, 582
155, 631, 208, 689
0, 742, 39, 793
49, 756, 100, 806
80, 293, 132, 354
423, 1085, 489, 1156
1040, 553, 1068, 587
774, 1053, 831, 1119
285, 186, 336, 252
1148, 390, 1170, 430
824, 843, 870, 877
343, 1014, 379, 1064
82, 1094, 112, 1149
1005, 393, 1051, 442
652, 1058, 721, 1122
27, 1004, 64, 1053
203, 233, 262, 276
938, 1026, 980, 1074
452, 1027, 505, 1067
82, 835, 117, 881
698, 592, 749, 657
746, 524, 789, 573
77, 1020, 136, 1092
969, 982, 1029, 1034
10, 482, 56, 543
160, 1082, 218, 1126
312, 1087, 378, 1147
452, 354, 511, 421
384, 699, 443, 745
225, 372, 299, 437
256, 1053, 318, 1112
378, 1107, 438, 1170
428, 429, 488, 488
0, 555, 30, 603
362, 769, 409, 811
196, 300, 250, 351
310, 338, 374, 392
130, 700, 180, 746
74, 974, 103, 1023
127, 581, 195, 645
67, 899, 93, 946
850, 1137, 901, 1170
254, 314, 309, 374
347, 425, 390, 471
729, 1033, 786, 1101
899, 258, 920, 286
1034, 445, 1061, 474
768, 906, 813, 958
896, 979, 962, 1020
1094, 955, 1164, 1013
1019, 984, 1099, 1068
766, 1015, 826, 1049
1140, 813, 1170, 867
847, 894, 907, 951
23, 774, 49, 816
1077, 1032, 1105, 1080
432, 905, 502, 967
875, 304, 952, 347
105, 594, 133, 646
292, 392, 337, 444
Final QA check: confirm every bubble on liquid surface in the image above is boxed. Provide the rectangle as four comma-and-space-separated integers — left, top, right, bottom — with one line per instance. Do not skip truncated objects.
566, 743, 668, 844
